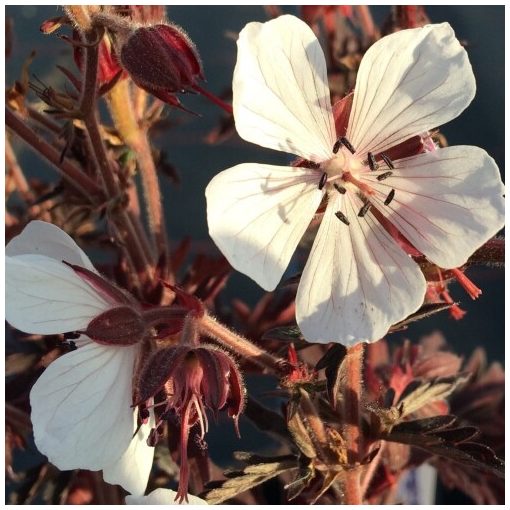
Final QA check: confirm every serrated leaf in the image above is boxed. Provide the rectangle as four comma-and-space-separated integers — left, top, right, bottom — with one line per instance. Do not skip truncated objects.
315, 344, 347, 407
397, 375, 469, 419
392, 415, 457, 435
285, 465, 314, 501
385, 429, 504, 478
287, 411, 317, 460
389, 302, 454, 332
204, 455, 296, 504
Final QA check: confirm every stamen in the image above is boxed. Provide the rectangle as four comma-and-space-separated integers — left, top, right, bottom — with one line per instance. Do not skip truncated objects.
318, 172, 328, 190
377, 171, 393, 181
367, 152, 378, 171
340, 136, 356, 154
358, 201, 371, 217
335, 211, 350, 225
384, 189, 396, 205
334, 183, 347, 194
451, 268, 482, 300
332, 139, 342, 154
380, 153, 395, 169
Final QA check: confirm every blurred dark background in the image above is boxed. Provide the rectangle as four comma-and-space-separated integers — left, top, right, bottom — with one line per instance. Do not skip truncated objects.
6, 6, 504, 505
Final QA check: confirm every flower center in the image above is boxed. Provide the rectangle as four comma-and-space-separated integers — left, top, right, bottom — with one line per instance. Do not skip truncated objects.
315, 137, 398, 224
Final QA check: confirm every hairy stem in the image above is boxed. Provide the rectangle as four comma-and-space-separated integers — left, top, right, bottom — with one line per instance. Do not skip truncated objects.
6, 108, 102, 200
107, 80, 170, 275
198, 313, 284, 373
78, 28, 154, 283
341, 342, 365, 504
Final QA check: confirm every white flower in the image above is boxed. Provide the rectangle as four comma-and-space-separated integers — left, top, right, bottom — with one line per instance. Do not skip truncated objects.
205, 15, 505, 345
6, 221, 154, 495
126, 488, 207, 505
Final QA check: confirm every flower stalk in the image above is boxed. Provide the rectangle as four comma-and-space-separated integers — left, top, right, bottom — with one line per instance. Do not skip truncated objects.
341, 343, 365, 504
107, 79, 170, 270
76, 27, 155, 285
5, 108, 103, 200
198, 313, 284, 373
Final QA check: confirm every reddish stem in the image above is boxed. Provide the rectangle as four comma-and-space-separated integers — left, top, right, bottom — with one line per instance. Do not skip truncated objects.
342, 343, 365, 504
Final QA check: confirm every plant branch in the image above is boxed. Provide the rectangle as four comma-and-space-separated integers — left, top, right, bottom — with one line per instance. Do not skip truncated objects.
198, 313, 284, 373
77, 28, 154, 284
6, 107, 102, 200
107, 80, 170, 269
341, 342, 365, 504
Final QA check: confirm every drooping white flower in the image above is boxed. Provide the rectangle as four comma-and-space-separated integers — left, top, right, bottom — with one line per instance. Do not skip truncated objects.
6, 221, 154, 495
205, 15, 505, 345
126, 488, 207, 505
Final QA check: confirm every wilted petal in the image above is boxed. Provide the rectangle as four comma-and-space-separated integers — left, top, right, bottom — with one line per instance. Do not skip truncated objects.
103, 410, 155, 496
363, 145, 505, 269
296, 193, 426, 345
6, 254, 110, 334
206, 163, 324, 291
30, 342, 137, 476
347, 23, 475, 156
6, 220, 96, 271
126, 488, 207, 505
233, 14, 336, 162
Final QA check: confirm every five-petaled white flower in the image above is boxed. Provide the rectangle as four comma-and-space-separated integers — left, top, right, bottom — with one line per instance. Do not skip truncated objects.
205, 15, 505, 345
126, 488, 207, 505
6, 221, 154, 495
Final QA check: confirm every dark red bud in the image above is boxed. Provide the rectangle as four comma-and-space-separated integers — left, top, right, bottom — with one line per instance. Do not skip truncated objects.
85, 306, 145, 345
137, 346, 190, 403
120, 23, 203, 98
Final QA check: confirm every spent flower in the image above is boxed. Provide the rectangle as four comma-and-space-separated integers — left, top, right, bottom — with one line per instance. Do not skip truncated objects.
136, 314, 245, 503
205, 15, 505, 346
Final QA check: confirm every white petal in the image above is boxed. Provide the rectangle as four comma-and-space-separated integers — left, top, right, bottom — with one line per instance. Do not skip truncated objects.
362, 145, 505, 269
6, 220, 96, 271
296, 193, 426, 345
30, 343, 137, 476
103, 410, 155, 496
206, 163, 324, 291
347, 23, 475, 156
233, 14, 336, 161
126, 488, 207, 505
6, 254, 110, 334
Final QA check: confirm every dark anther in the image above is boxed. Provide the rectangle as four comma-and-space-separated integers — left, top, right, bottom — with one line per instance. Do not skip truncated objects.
318, 172, 328, 190
335, 211, 350, 225
332, 139, 342, 154
377, 171, 393, 181
367, 152, 378, 171
340, 136, 356, 154
380, 153, 395, 169
64, 331, 81, 340
358, 201, 372, 217
384, 189, 396, 205
334, 183, 347, 194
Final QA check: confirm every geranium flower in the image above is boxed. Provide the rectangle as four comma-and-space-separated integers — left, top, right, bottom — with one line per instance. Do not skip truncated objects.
6, 221, 154, 495
205, 15, 505, 345
126, 488, 207, 505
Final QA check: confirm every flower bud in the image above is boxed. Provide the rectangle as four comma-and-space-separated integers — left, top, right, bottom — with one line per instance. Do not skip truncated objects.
119, 23, 203, 101
85, 306, 146, 345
